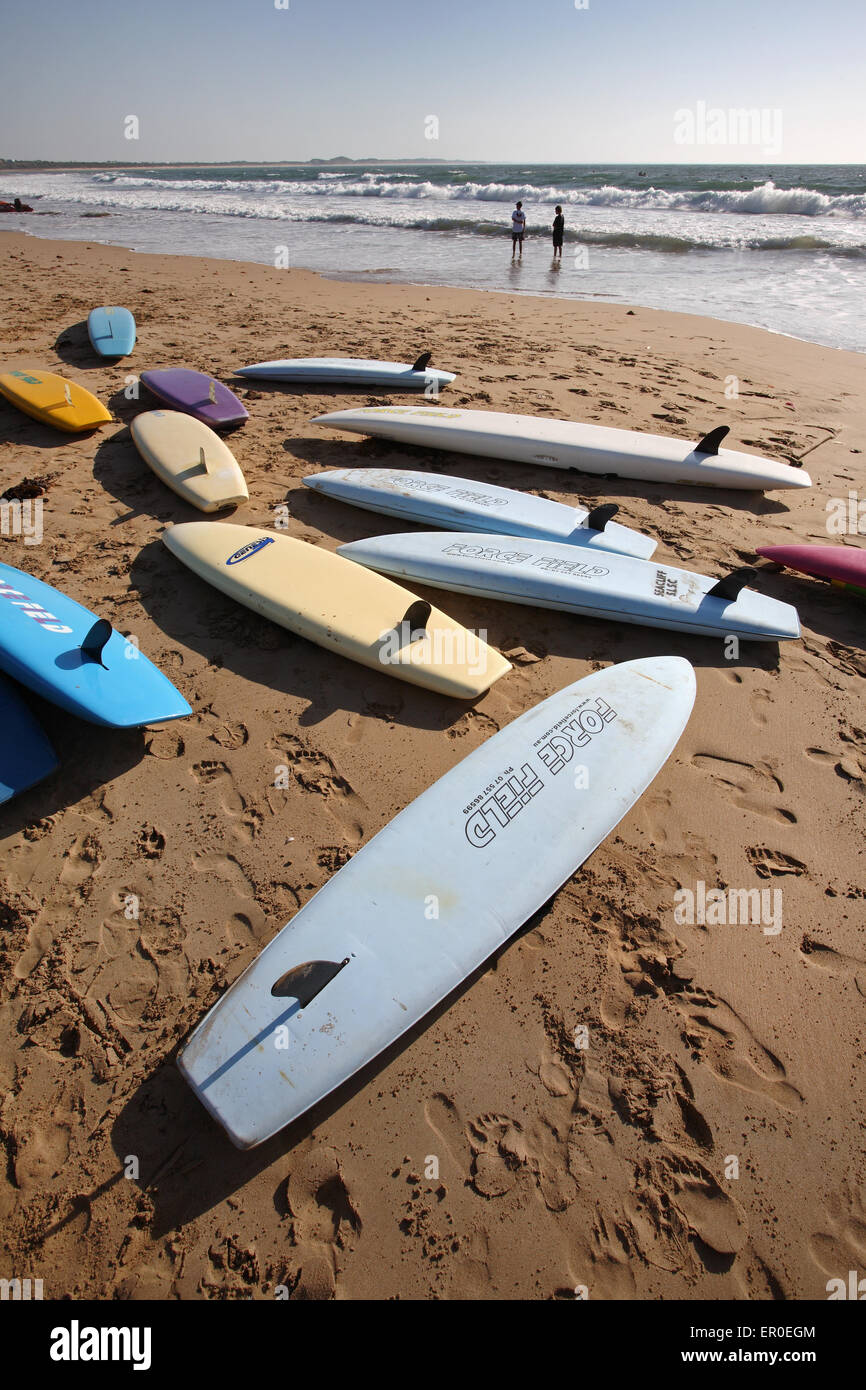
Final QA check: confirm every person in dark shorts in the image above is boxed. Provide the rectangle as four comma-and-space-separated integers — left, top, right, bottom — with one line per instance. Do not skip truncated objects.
552, 205, 564, 258
511, 200, 526, 258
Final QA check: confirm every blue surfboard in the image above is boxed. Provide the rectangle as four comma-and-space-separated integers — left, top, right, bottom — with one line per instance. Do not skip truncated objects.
87, 306, 136, 358
0, 675, 58, 804
0, 562, 191, 728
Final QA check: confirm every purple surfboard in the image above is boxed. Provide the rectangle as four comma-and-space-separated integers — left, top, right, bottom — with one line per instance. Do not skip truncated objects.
140, 369, 249, 428
757, 544, 866, 589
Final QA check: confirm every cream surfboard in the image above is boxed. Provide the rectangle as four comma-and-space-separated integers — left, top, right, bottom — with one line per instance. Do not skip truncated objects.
178, 655, 696, 1147
162, 523, 511, 698
313, 406, 812, 492
131, 410, 249, 512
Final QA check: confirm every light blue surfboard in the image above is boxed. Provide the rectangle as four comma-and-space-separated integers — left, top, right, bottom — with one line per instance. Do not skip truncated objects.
87, 306, 137, 358
236, 354, 455, 390
0, 675, 58, 804
0, 561, 191, 728
338, 531, 801, 642
178, 656, 696, 1147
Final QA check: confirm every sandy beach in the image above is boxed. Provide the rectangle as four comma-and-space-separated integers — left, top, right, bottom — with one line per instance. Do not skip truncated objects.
1, 227, 864, 1301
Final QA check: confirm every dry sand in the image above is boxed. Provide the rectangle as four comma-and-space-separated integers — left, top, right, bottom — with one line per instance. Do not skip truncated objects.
0, 228, 864, 1300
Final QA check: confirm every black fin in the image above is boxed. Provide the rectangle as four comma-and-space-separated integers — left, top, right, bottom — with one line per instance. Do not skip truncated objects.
271, 958, 350, 1007
411, 351, 432, 373
81, 618, 112, 667
695, 425, 730, 456
403, 599, 431, 638
708, 567, 757, 600
585, 502, 619, 533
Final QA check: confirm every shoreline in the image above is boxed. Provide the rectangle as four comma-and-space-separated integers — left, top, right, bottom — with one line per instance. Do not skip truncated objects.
1, 228, 865, 1301
4, 224, 865, 363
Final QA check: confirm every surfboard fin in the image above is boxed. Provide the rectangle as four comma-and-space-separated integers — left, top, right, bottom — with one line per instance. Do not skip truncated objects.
81, 618, 112, 668
403, 599, 431, 639
707, 567, 757, 600
585, 503, 619, 532
695, 425, 730, 456
412, 352, 433, 373
271, 957, 350, 1006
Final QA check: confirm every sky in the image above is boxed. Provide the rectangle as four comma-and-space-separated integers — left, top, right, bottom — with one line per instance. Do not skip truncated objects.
1, 0, 864, 164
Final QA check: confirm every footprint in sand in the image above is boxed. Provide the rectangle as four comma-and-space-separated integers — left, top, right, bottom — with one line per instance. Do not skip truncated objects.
645, 1153, 749, 1264
745, 845, 808, 878
278, 1144, 361, 1299
424, 1091, 470, 1176
691, 752, 796, 825
800, 936, 866, 996
268, 732, 365, 844
467, 1111, 576, 1213
209, 719, 249, 750
137, 825, 165, 860
59, 831, 103, 887
190, 850, 256, 898
146, 728, 185, 760
808, 1180, 866, 1296
192, 760, 262, 841
806, 746, 866, 785
674, 988, 802, 1109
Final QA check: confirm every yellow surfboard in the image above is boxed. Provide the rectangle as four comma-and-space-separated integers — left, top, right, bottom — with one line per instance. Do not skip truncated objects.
163, 523, 512, 699
0, 369, 113, 432
131, 410, 249, 512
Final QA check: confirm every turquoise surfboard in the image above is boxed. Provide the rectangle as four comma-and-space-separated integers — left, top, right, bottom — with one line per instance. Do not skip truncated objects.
0, 561, 191, 728
0, 675, 58, 803
87, 306, 137, 358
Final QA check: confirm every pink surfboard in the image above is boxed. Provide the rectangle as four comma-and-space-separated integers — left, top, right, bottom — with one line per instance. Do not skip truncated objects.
757, 544, 866, 589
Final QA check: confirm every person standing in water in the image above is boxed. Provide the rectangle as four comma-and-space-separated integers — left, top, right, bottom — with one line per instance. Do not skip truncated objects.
552, 204, 564, 258
511, 200, 526, 258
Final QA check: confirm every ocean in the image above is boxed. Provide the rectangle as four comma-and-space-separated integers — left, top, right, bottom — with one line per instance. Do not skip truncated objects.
2, 163, 865, 353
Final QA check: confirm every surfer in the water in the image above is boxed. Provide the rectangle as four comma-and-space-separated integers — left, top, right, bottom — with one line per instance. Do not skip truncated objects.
552, 205, 564, 258
511, 200, 526, 258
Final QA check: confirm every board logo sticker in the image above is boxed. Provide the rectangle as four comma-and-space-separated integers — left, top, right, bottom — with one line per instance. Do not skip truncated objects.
0, 577, 73, 633
462, 698, 618, 847
226, 537, 275, 566
11, 371, 42, 385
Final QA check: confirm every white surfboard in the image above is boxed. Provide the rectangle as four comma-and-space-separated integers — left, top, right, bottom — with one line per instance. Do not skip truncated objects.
313, 406, 812, 492
338, 531, 801, 642
178, 655, 696, 1147
303, 467, 657, 559
162, 522, 511, 698
236, 352, 456, 390
131, 410, 249, 512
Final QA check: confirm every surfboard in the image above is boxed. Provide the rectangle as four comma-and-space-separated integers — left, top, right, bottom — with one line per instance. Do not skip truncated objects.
87, 306, 137, 358
757, 543, 866, 593
178, 654, 696, 1148
338, 531, 801, 642
236, 352, 455, 390
162, 523, 511, 698
0, 562, 192, 728
303, 468, 657, 559
140, 369, 249, 429
0, 369, 113, 433
131, 410, 249, 512
313, 406, 812, 492
0, 676, 58, 804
